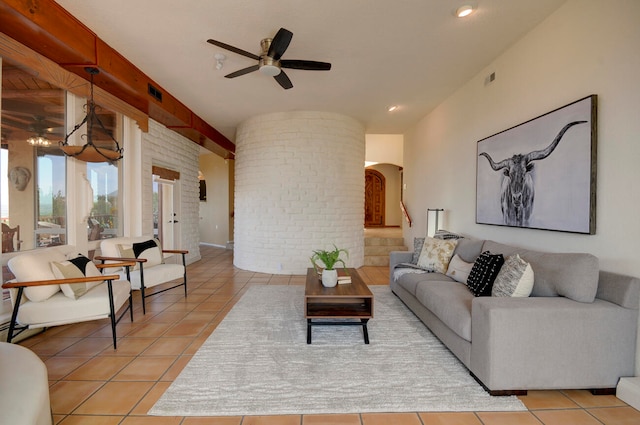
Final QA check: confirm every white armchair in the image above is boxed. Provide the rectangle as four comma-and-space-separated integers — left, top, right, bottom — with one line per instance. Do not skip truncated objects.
97, 236, 188, 314
3, 245, 134, 349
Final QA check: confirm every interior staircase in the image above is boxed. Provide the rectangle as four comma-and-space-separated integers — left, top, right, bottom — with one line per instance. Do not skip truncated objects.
364, 227, 407, 266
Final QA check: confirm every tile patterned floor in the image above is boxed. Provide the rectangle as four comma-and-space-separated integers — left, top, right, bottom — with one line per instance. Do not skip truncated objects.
15, 245, 640, 424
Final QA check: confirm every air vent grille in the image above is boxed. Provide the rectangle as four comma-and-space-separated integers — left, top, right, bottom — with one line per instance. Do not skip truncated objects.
148, 83, 163, 102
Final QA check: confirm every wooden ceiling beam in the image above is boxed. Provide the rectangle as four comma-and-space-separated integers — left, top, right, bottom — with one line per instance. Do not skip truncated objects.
0, 0, 234, 156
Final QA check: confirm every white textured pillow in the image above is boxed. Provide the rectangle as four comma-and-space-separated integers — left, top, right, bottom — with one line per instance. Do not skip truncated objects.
417, 237, 458, 273
445, 254, 474, 283
491, 254, 534, 297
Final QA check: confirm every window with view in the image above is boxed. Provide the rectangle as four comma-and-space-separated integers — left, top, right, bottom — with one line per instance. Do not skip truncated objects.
1, 60, 67, 252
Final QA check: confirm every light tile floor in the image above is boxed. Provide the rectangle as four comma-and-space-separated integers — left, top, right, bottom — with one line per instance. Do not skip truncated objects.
15, 245, 640, 425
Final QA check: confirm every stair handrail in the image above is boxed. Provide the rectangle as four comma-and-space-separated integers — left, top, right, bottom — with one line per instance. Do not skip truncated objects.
400, 201, 412, 228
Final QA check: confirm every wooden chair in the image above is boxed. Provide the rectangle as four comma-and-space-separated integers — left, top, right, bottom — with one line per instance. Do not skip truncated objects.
2, 223, 20, 253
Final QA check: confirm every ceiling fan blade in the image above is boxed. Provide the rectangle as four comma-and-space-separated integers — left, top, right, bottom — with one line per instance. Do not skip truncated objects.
268, 28, 293, 60
207, 39, 260, 60
281, 60, 331, 71
274, 70, 293, 89
224, 65, 260, 78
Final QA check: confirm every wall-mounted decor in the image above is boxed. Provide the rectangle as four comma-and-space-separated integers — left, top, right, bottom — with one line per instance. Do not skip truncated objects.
476, 95, 597, 234
199, 180, 207, 201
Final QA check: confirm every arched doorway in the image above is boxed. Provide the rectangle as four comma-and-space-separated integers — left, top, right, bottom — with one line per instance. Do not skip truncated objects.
364, 169, 385, 227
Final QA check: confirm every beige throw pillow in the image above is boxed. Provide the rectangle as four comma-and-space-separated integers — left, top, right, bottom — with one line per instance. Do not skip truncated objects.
416, 237, 458, 273
445, 254, 474, 283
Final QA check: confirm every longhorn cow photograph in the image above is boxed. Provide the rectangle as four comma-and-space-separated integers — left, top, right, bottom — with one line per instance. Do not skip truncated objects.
476, 95, 597, 234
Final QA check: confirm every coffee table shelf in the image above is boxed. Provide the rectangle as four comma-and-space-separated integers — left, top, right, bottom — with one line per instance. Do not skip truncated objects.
305, 268, 374, 344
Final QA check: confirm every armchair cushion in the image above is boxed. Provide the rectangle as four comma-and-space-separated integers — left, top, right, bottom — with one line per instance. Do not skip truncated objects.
51, 255, 103, 299
8, 248, 67, 302
15, 280, 130, 328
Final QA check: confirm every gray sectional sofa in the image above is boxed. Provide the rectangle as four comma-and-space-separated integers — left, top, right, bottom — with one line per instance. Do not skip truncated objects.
389, 237, 640, 395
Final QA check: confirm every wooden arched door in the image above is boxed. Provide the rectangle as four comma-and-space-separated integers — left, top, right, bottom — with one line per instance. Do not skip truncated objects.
365, 169, 385, 227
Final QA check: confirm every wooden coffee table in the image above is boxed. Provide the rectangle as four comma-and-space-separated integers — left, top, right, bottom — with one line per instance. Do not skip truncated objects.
305, 268, 374, 344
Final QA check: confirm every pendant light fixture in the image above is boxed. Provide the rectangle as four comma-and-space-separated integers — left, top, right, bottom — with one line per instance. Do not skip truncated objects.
59, 67, 123, 163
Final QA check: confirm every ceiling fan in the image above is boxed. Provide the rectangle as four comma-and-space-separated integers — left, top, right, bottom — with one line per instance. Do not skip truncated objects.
207, 28, 331, 90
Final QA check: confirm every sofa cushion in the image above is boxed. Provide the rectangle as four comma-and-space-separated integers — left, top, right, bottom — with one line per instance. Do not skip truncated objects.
452, 238, 485, 263
482, 240, 599, 303
446, 254, 474, 283
417, 237, 458, 273
466, 251, 504, 297
415, 281, 474, 342
51, 255, 103, 300
8, 248, 68, 302
491, 254, 534, 297
396, 271, 453, 296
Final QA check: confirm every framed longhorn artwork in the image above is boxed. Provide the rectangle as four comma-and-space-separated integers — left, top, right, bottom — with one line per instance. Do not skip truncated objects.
476, 95, 597, 234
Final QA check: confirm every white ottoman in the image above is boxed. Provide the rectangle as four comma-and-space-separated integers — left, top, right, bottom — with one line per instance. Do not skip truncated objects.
0, 343, 52, 425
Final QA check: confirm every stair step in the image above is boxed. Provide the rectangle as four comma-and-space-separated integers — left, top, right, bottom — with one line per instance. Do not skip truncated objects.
364, 245, 408, 256
363, 235, 408, 266
364, 237, 405, 246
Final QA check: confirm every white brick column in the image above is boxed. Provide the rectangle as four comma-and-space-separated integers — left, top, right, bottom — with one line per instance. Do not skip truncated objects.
234, 111, 365, 274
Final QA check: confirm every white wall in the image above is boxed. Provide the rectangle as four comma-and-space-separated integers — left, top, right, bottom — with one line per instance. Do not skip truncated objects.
198, 153, 230, 247
365, 134, 403, 167
403, 0, 640, 372
140, 120, 201, 264
234, 111, 365, 274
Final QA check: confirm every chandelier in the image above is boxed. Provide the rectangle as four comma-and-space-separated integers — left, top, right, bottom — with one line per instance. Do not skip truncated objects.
59, 67, 123, 163
27, 135, 51, 147
27, 116, 51, 147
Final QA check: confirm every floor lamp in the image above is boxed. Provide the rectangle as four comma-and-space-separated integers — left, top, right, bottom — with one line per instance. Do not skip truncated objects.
426, 208, 444, 237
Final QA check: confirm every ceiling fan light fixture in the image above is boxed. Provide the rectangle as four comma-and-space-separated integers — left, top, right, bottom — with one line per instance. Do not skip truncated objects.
456, 5, 475, 18
259, 64, 281, 77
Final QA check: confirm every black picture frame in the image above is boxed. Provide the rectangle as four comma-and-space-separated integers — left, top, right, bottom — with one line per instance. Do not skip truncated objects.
476, 95, 597, 234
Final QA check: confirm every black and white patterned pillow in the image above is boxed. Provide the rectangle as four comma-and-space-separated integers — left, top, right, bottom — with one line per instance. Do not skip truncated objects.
466, 251, 504, 297
411, 237, 425, 264
434, 230, 464, 240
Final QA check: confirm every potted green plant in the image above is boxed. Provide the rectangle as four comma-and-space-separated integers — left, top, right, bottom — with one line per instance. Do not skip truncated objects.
310, 245, 349, 287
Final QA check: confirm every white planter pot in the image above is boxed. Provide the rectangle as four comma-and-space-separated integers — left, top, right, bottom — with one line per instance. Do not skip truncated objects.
321, 269, 338, 287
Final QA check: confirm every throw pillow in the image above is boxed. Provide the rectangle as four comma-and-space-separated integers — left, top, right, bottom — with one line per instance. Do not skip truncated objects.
491, 254, 535, 297
434, 230, 464, 240
117, 238, 162, 269
445, 254, 474, 283
466, 251, 505, 297
411, 237, 425, 264
416, 237, 458, 273
132, 239, 163, 268
51, 255, 103, 299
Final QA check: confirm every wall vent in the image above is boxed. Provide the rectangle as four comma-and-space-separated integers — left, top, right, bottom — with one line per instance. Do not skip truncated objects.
148, 83, 163, 102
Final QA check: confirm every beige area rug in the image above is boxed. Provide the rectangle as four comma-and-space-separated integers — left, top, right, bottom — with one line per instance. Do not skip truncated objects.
149, 285, 526, 416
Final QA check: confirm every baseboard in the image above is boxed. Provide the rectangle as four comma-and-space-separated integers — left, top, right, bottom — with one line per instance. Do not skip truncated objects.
617, 377, 640, 410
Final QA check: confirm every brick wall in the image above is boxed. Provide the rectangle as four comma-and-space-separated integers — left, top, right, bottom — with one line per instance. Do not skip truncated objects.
234, 111, 365, 274
141, 120, 201, 264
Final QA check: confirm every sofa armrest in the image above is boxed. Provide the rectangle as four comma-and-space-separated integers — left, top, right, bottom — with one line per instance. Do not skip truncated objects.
389, 251, 414, 283
470, 296, 638, 391
597, 270, 640, 309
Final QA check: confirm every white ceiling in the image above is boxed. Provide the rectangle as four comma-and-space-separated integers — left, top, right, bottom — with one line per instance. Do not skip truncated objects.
54, 0, 566, 145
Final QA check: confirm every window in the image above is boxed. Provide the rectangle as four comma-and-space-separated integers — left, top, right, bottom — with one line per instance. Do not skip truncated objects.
1, 59, 67, 251
86, 109, 122, 241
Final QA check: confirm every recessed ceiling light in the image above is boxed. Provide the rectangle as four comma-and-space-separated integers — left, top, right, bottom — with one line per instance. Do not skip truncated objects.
387, 105, 398, 112
456, 5, 474, 18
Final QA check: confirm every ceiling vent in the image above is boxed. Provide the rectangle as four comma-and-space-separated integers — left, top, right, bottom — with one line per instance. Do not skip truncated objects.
148, 83, 163, 102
